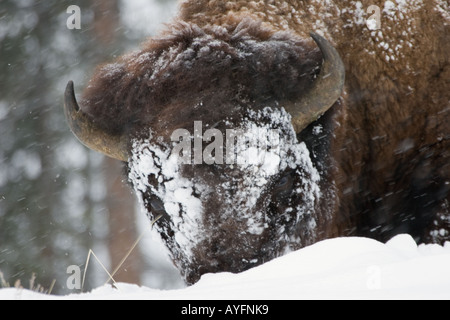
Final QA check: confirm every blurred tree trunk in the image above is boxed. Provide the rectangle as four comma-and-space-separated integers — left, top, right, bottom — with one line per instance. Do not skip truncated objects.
103, 158, 141, 285
92, 1, 142, 285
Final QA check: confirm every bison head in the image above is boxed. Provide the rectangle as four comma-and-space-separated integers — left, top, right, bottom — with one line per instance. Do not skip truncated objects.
65, 19, 345, 284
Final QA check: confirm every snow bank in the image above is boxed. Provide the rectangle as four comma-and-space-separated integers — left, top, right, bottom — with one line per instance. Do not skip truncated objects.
1, 234, 449, 300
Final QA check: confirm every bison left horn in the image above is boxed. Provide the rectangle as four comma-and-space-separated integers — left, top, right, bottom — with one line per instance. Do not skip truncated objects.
64, 81, 129, 162
285, 33, 345, 133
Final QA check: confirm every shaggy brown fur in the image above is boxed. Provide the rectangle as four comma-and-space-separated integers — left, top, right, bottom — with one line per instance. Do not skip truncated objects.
177, 0, 450, 242
76, 0, 450, 283
82, 20, 321, 136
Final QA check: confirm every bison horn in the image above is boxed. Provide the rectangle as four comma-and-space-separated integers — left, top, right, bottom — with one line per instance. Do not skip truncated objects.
64, 81, 129, 162
285, 33, 345, 133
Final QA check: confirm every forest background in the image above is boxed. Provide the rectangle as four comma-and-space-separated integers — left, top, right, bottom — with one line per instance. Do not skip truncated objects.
0, 0, 184, 295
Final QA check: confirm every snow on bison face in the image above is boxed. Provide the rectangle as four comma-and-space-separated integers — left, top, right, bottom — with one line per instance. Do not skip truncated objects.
128, 107, 322, 283
64, 20, 344, 283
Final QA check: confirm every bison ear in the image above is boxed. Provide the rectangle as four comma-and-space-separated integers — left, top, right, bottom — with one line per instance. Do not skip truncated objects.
285, 33, 345, 133
64, 81, 129, 162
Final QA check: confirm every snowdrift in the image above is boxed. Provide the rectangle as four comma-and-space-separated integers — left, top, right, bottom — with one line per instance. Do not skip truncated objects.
1, 234, 449, 300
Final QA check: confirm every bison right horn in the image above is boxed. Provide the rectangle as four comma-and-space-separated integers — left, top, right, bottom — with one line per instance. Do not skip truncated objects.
285, 33, 345, 133
64, 81, 129, 162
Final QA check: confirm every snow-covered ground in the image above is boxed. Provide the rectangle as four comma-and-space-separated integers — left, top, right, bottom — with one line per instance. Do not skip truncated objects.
1, 234, 449, 300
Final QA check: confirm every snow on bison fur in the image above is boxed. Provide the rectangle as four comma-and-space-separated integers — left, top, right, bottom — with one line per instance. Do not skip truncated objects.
64, 0, 450, 284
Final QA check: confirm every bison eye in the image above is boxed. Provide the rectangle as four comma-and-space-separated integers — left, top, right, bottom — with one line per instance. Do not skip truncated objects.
150, 197, 166, 213
273, 172, 295, 198
277, 176, 290, 188
149, 196, 171, 222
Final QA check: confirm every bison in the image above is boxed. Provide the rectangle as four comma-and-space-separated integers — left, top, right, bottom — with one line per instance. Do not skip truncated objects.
64, 0, 450, 284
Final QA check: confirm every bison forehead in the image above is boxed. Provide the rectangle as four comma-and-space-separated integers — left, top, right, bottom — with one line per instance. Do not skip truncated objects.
128, 106, 322, 270
79, 18, 320, 138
